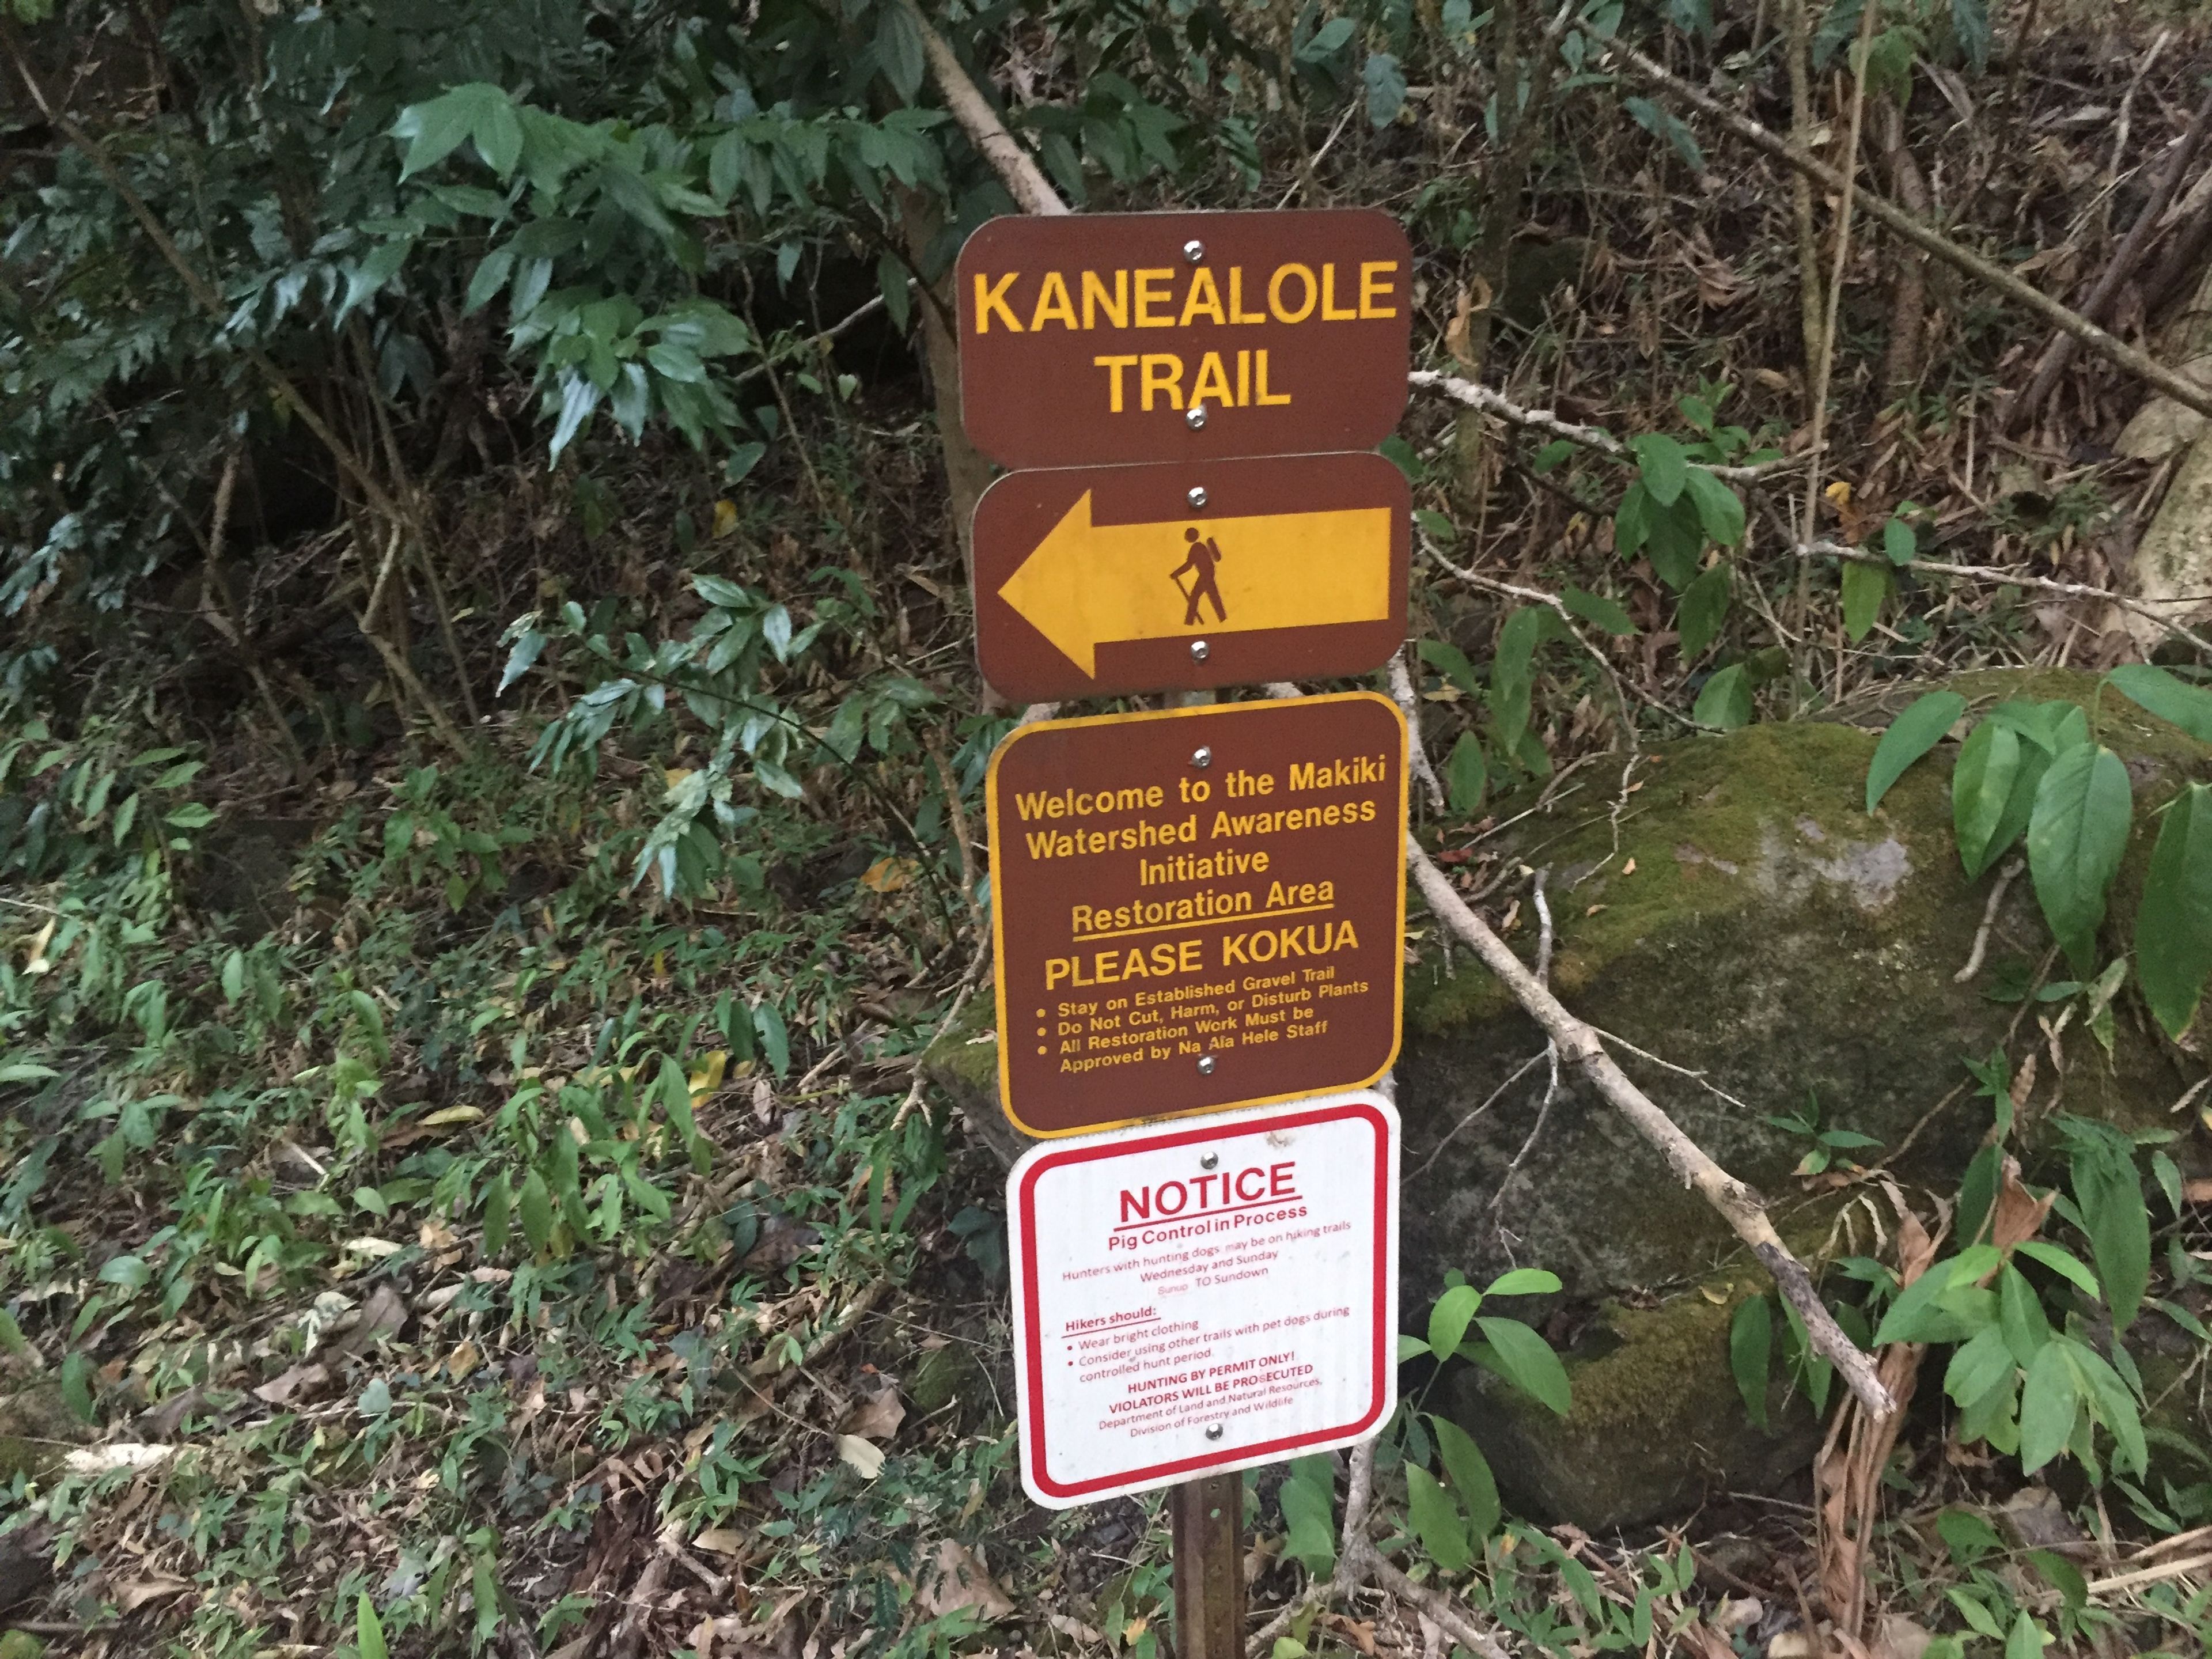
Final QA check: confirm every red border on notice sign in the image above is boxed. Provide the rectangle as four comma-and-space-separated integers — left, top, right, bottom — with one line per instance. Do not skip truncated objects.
1010, 1097, 1396, 1504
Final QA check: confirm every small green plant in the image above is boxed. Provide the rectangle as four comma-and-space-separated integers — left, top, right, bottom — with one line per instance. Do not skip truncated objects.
1865, 666, 2212, 1036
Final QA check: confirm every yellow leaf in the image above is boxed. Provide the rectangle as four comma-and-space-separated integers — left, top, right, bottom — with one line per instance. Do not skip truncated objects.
713, 499, 738, 538
1621, 857, 1637, 876
1824, 480, 1853, 507
836, 1433, 885, 1479
447, 1339, 481, 1380
688, 1050, 728, 1103
419, 1105, 484, 1128
663, 767, 693, 792
859, 856, 916, 893
22, 917, 54, 976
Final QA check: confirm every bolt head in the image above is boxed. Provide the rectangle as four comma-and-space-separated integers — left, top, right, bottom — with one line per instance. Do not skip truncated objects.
1183, 239, 1205, 263
1205, 1423, 1225, 1440
1197, 1055, 1216, 1075
1186, 403, 1208, 430
1187, 484, 1208, 509
1191, 745, 1211, 768
1190, 639, 1210, 662
1200, 1152, 1219, 1171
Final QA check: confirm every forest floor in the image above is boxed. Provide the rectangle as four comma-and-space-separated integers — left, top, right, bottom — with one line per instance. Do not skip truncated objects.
5, 7, 2212, 1659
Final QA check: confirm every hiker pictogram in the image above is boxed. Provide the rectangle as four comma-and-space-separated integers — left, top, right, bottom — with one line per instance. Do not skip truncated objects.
1172, 527, 1227, 626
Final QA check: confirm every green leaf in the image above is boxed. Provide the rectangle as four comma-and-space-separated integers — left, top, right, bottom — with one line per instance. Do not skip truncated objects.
358, 1593, 390, 1659
1841, 560, 1890, 642
1404, 1464, 1471, 1572
1427, 1283, 1481, 1364
2013, 1240, 2100, 1298
2028, 1549, 2086, 1612
875, 2, 926, 101
1944, 1324, 2015, 1408
98, 1253, 149, 1290
2068, 1122, 2149, 1334
1692, 663, 1752, 730
1680, 466, 1745, 546
473, 96, 523, 178
2004, 1611, 2048, 1659
1623, 95, 1705, 171
483, 1172, 512, 1256
1363, 51, 1408, 126
1729, 1295, 1773, 1431
59, 1350, 94, 1423
1483, 1267, 1562, 1298
0, 1061, 59, 1084
1953, 720, 2021, 877
465, 247, 516, 315
1419, 638, 1481, 697
1474, 1316, 1571, 1414
1396, 1334, 1432, 1361
1858, 690, 1964, 814
1560, 586, 1635, 635
1279, 1455, 1338, 1576
2136, 784, 2212, 1038
2018, 1337, 2079, 1472
1631, 434, 1690, 505
1997, 1264, 2053, 1368
753, 1002, 790, 1077
518, 1169, 554, 1254
164, 801, 216, 828
1430, 1416, 1500, 1539
1444, 732, 1487, 815
393, 85, 499, 180
2025, 745, 2132, 972
220, 949, 246, 1005
2108, 664, 2212, 742
1676, 564, 1730, 661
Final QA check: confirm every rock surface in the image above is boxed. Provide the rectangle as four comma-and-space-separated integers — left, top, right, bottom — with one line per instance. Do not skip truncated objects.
923, 669, 2210, 1529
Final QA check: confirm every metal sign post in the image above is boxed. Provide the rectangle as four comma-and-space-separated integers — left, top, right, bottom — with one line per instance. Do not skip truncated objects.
956, 206, 1415, 1659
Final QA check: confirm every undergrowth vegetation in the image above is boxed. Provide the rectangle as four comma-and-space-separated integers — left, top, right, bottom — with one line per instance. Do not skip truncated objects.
3, 0, 2212, 1653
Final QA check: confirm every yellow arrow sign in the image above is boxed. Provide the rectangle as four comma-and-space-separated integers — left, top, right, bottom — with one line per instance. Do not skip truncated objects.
998, 492, 1393, 677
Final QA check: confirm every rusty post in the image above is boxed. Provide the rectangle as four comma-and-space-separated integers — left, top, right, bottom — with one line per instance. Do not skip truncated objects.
1170, 1472, 1243, 1659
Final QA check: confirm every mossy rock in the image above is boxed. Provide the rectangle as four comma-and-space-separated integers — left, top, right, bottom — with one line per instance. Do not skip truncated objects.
924, 668, 2209, 1528
1400, 668, 2205, 1309
1445, 1281, 1823, 1529
0, 1382, 88, 1486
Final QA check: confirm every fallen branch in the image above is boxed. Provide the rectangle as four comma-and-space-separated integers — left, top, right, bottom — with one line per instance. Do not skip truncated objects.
1407, 838, 1897, 1418
1388, 652, 1447, 812
1588, 26, 2212, 425
1804, 539, 2212, 657
899, 0, 1067, 218
1408, 370, 1794, 482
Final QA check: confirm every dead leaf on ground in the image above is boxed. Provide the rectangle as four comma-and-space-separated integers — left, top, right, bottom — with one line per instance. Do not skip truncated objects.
859, 856, 917, 893
839, 1375, 906, 1443
1987, 1156, 2058, 1252
835, 1433, 885, 1480
694, 1527, 749, 1558
253, 1362, 331, 1406
920, 1539, 1014, 1620
742, 1215, 821, 1272
332, 1281, 408, 1356
115, 1573, 191, 1612
1875, 1613, 1938, 1659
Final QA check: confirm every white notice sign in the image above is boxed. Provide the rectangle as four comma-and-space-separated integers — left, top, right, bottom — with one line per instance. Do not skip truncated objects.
1007, 1092, 1398, 1507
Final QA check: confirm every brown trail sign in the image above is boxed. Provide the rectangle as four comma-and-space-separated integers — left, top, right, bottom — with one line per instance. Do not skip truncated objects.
971, 452, 1411, 702
984, 693, 1407, 1137
955, 209, 1412, 470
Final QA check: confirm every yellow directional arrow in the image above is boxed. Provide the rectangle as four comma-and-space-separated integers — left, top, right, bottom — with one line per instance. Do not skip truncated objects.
998, 492, 1393, 676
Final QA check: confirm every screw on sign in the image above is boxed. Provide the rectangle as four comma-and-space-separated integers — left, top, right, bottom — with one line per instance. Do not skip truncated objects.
984, 693, 1408, 1137
955, 209, 1413, 470
969, 451, 1411, 703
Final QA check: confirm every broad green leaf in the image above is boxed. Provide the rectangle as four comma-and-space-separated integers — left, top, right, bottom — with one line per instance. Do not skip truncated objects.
1560, 586, 1635, 635
2135, 783, 2212, 1038
1841, 560, 1889, 642
753, 1001, 790, 1077
472, 96, 523, 178
394, 85, 499, 180
0, 1062, 59, 1084
1865, 691, 1965, 813
1404, 1464, 1471, 1572
2017, 1238, 2097, 1309
2067, 1121, 2149, 1334
875, 2, 927, 101
2005, 1612, 2048, 1659
2108, 664, 2212, 742
220, 949, 246, 1005
1681, 466, 1745, 546
98, 1253, 149, 1290
1643, 493, 1706, 590
1419, 638, 1481, 696
1430, 1416, 1500, 1539
1483, 1267, 1561, 1298
1997, 1265, 2052, 1368
2017, 1339, 2078, 1472
1396, 1334, 1431, 1361
1693, 663, 1752, 729
1676, 563, 1730, 661
1631, 434, 1689, 505
2025, 745, 2131, 971
482, 1172, 512, 1256
1444, 732, 1487, 815
2062, 1335, 2147, 1474
1474, 1316, 1571, 1414
1729, 1295, 1772, 1431
1278, 1456, 1337, 1575
2027, 1550, 2086, 1612
1953, 720, 2021, 877
1943, 1325, 2014, 1408
518, 1169, 554, 1254
1427, 1283, 1481, 1364
1883, 517, 1917, 565
1363, 50, 1408, 126
359, 1594, 390, 1659
59, 1350, 93, 1423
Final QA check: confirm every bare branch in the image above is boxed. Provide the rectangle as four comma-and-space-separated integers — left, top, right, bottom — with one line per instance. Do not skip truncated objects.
1408, 370, 1795, 482
900, 0, 1069, 217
